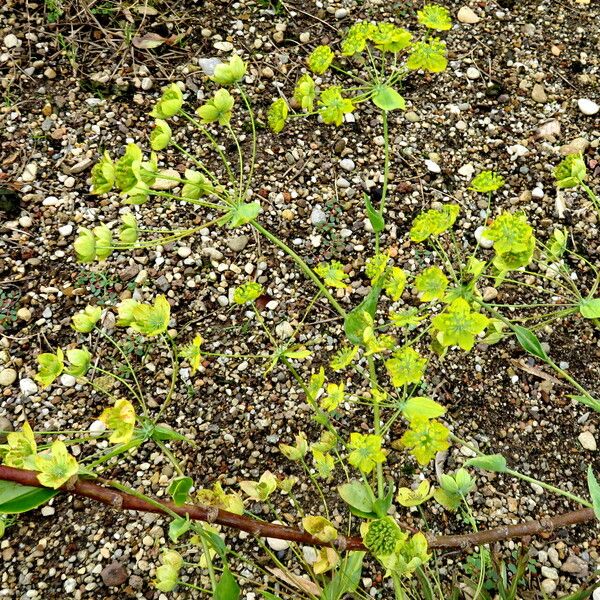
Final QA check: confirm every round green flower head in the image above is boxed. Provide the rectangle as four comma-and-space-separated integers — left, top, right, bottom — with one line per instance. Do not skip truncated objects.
363, 517, 402, 556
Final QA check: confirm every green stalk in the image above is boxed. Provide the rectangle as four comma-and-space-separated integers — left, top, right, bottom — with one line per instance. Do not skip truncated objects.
252, 221, 346, 317
368, 356, 384, 498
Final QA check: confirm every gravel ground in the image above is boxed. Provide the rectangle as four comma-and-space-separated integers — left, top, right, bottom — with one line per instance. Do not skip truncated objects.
1, 0, 599, 598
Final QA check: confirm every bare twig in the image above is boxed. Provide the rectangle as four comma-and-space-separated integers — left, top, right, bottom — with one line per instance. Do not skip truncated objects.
0, 465, 595, 551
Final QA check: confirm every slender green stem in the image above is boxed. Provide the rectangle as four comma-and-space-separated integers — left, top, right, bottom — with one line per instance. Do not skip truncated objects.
367, 356, 384, 498
170, 140, 221, 188
252, 221, 346, 317
237, 86, 257, 201
227, 123, 245, 202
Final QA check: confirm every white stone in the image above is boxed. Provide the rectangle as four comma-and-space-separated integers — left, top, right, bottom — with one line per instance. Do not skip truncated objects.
339, 158, 355, 171
578, 98, 599, 116
275, 321, 294, 339
541, 579, 557, 595
58, 224, 73, 236
532, 187, 544, 199
152, 168, 180, 191
541, 566, 559, 580
425, 159, 441, 174
475, 226, 494, 248
198, 57, 222, 76
457, 7, 480, 24
18, 215, 32, 228
458, 164, 475, 178
310, 207, 327, 226
267, 521, 291, 551
19, 378, 38, 397
217, 295, 229, 307
21, 162, 37, 182
16, 307, 32, 321
64, 578, 76, 594
41, 506, 55, 517
3, 34, 19, 49
0, 368, 17, 386
507, 144, 529, 159
177, 247, 192, 258
532, 84, 547, 103
89, 420, 107, 437
593, 587, 600, 600
578, 431, 597, 451
466, 67, 480, 80
335, 8, 348, 19
60, 374, 77, 387
302, 546, 318, 564
299, 32, 310, 43
214, 41, 233, 52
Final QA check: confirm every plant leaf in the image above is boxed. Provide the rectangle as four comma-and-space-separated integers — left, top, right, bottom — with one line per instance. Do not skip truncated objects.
214, 566, 240, 600
465, 454, 508, 473
513, 325, 548, 360
567, 395, 600, 413
587, 466, 600, 521
363, 193, 384, 233
321, 551, 365, 600
0, 481, 58, 514
132, 33, 167, 49
579, 298, 600, 319
222, 202, 261, 228
168, 476, 193, 506
338, 481, 375, 515
371, 85, 406, 112
168, 516, 191, 542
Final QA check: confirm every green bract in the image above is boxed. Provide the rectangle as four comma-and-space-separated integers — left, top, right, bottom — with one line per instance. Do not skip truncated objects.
150, 119, 172, 151
417, 4, 452, 31
365, 253, 389, 281
74, 228, 96, 263
410, 204, 460, 242
180, 334, 203, 374
72, 305, 102, 333
470, 170, 505, 193
93, 224, 113, 260
383, 267, 407, 301
150, 83, 184, 119
370, 23, 412, 53
119, 213, 139, 247
267, 97, 288, 133
315, 260, 349, 288
279, 432, 308, 461
181, 169, 212, 200
129, 295, 171, 336
293, 73, 316, 112
197, 89, 235, 126
414, 266, 448, 302
432, 298, 490, 351
347, 433, 386, 474
90, 151, 115, 194
372, 85, 406, 112
307, 45, 334, 75
330, 346, 359, 371
554, 153, 587, 189
115, 143, 143, 193
303, 516, 338, 542
483, 212, 534, 255
318, 86, 355, 126
407, 39, 448, 73
99, 398, 136, 444
341, 21, 376, 56
3, 422, 37, 469
233, 282, 263, 304
34, 441, 79, 489
321, 382, 345, 412
35, 348, 64, 388
239, 471, 277, 501
65, 347, 91, 378
116, 298, 138, 327
400, 416, 450, 465
385, 346, 427, 387
211, 54, 246, 85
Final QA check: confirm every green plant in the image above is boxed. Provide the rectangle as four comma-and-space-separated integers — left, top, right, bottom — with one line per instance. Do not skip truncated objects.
555, 152, 600, 216
44, 0, 63, 22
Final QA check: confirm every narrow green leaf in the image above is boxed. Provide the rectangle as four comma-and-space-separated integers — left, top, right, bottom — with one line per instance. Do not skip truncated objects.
321, 551, 365, 600
0, 481, 58, 514
513, 325, 548, 360
363, 193, 384, 233
344, 284, 383, 345
151, 424, 190, 443
371, 85, 406, 112
465, 454, 508, 473
221, 202, 261, 228
214, 567, 240, 600
579, 298, 600, 319
168, 476, 193, 506
587, 466, 600, 520
568, 394, 600, 413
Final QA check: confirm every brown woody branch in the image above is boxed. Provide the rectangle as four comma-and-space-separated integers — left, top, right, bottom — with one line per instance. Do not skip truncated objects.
0, 465, 595, 551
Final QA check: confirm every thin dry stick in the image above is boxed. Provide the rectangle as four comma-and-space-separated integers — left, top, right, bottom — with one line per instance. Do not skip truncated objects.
1, 466, 595, 551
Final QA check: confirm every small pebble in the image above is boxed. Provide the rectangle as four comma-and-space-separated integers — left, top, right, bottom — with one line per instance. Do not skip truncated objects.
0, 369, 18, 387
578, 98, 599, 116
578, 431, 597, 451
532, 187, 544, 199
101, 561, 128, 587
339, 158, 355, 172
457, 6, 480, 24
310, 207, 327, 226
89, 420, 107, 437
531, 84, 547, 103
466, 67, 480, 80
334, 8, 348, 19
19, 378, 38, 397
3, 33, 19, 49
475, 226, 493, 248
425, 159, 441, 174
